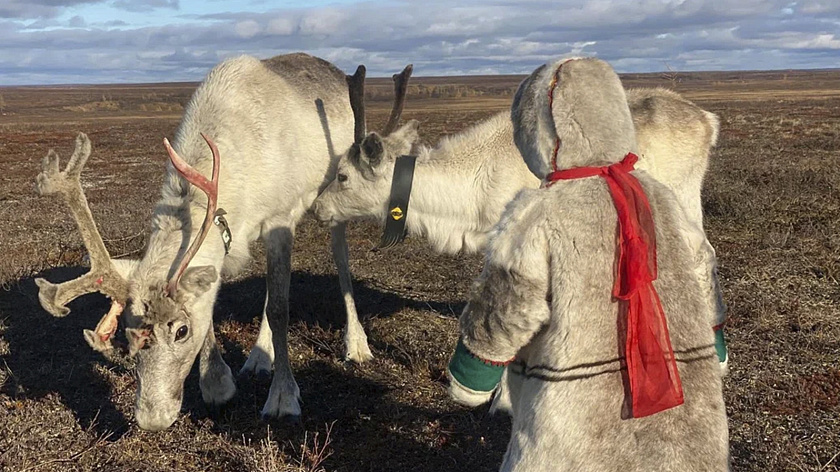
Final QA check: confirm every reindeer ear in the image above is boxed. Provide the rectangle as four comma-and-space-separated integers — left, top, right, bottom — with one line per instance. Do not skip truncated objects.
361, 133, 384, 168
348, 143, 361, 165
180, 265, 217, 295
127, 327, 151, 356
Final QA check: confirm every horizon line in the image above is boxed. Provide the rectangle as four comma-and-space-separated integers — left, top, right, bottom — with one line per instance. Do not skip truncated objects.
0, 66, 837, 89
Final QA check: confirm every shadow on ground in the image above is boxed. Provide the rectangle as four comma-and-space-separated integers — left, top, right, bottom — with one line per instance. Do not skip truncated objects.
0, 265, 479, 465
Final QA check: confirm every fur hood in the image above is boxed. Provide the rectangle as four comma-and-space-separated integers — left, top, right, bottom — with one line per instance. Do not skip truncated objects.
511, 57, 638, 179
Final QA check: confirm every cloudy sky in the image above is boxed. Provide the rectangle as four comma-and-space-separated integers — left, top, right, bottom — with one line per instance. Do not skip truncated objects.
1, 0, 838, 85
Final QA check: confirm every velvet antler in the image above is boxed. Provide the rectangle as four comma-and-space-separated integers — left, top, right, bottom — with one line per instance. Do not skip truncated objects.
162, 133, 220, 297
34, 133, 130, 352
346, 65, 367, 145
345, 63, 413, 145
381, 64, 413, 136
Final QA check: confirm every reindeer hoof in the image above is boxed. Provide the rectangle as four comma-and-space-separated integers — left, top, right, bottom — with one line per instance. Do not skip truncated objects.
237, 367, 273, 382
281, 414, 302, 426
201, 369, 237, 408
261, 412, 302, 426
344, 338, 374, 364
238, 347, 274, 378
260, 383, 302, 423
206, 401, 231, 419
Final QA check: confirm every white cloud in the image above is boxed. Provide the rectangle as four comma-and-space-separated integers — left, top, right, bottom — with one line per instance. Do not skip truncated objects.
569, 41, 597, 55
768, 32, 840, 49
267, 16, 295, 35
0, 0, 838, 84
234, 19, 262, 38
299, 9, 347, 35
799, 0, 840, 14
112, 0, 179, 13
0, 0, 103, 19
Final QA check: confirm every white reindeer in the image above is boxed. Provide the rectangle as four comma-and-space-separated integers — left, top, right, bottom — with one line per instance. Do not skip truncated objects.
313, 68, 727, 363
33, 53, 412, 431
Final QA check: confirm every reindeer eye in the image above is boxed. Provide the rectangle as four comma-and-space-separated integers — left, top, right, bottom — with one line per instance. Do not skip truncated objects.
175, 325, 189, 341
337, 173, 348, 183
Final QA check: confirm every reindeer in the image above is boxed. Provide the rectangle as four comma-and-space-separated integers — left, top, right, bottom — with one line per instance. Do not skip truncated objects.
312, 72, 728, 368
33, 53, 412, 431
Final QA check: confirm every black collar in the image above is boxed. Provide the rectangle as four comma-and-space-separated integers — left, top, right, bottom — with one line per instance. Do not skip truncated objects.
378, 155, 417, 248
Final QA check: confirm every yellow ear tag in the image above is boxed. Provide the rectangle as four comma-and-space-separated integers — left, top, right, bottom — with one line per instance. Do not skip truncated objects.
390, 206, 404, 220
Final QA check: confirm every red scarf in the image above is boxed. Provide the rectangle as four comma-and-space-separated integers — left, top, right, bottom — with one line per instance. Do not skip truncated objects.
546, 152, 684, 418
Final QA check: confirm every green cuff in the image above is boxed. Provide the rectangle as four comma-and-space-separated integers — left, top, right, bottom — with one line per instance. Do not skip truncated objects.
448, 339, 506, 393
714, 328, 727, 364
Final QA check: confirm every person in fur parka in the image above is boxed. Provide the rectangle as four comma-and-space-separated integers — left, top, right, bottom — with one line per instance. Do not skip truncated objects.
446, 58, 729, 471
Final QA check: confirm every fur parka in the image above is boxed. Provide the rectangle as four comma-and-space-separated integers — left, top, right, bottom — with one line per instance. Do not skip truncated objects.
448, 58, 729, 471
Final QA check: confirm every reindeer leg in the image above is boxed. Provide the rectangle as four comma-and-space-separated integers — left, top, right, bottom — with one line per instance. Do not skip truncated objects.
199, 326, 236, 408
239, 312, 275, 379
260, 225, 300, 421
330, 222, 373, 362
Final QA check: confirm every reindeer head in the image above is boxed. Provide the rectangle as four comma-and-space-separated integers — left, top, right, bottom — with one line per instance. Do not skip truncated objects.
313, 64, 420, 224
35, 132, 223, 431
125, 263, 218, 431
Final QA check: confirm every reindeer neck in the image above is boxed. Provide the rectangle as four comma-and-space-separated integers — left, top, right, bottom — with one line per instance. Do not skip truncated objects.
403, 112, 534, 255
403, 163, 488, 254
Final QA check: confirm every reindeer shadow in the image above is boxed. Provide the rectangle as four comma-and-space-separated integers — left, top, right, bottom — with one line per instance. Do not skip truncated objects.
0, 266, 464, 441
180, 273, 500, 471
210, 270, 464, 378
0, 267, 132, 440
185, 360, 511, 472
213, 269, 464, 337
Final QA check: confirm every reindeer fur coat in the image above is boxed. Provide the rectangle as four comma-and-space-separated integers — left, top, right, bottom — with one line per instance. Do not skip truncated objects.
447, 58, 729, 471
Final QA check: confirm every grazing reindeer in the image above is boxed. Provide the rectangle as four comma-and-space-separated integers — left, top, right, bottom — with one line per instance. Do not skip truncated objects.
313, 70, 727, 357
33, 53, 412, 431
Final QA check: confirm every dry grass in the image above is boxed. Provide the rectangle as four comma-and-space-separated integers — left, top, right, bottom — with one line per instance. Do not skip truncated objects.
63, 99, 121, 113
0, 69, 838, 471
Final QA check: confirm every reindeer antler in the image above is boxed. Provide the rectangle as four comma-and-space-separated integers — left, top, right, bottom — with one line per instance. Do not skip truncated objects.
163, 133, 220, 297
346, 65, 367, 144
345, 63, 413, 142
381, 64, 413, 136
34, 133, 130, 352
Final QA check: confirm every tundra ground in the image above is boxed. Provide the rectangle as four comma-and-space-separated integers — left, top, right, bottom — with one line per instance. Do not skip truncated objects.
0, 70, 838, 471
